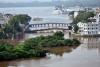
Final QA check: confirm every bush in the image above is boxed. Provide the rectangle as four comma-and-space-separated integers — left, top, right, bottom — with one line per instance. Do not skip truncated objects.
53, 32, 64, 39
0, 32, 80, 61
72, 39, 81, 45
64, 39, 73, 46
0, 42, 13, 52
0, 51, 16, 60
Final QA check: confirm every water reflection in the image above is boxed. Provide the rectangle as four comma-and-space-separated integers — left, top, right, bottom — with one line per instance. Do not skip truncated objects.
45, 46, 79, 57
81, 37, 100, 51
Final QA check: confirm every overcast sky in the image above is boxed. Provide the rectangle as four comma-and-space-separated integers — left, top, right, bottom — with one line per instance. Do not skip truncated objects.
0, 0, 68, 3
0, 0, 98, 3
0, 0, 53, 3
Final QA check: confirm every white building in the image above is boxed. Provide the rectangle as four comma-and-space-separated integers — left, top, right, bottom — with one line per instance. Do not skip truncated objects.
74, 11, 79, 18
77, 13, 100, 35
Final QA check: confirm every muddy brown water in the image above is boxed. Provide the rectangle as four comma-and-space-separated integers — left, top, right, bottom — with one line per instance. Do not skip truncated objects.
0, 33, 100, 67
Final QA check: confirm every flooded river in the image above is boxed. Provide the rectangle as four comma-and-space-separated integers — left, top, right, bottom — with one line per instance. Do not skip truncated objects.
0, 33, 100, 67
0, 7, 100, 67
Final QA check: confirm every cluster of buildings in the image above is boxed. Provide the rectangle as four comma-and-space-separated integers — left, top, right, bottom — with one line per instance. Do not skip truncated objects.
0, 13, 13, 28
77, 8, 100, 36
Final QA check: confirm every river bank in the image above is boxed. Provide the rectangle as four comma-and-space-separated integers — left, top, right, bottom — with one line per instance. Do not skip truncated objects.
0, 32, 100, 67
0, 32, 80, 61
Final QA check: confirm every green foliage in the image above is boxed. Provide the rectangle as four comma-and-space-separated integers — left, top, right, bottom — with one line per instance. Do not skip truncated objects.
68, 26, 72, 30
0, 51, 17, 60
73, 11, 95, 24
54, 31, 64, 37
0, 32, 7, 39
24, 32, 80, 48
0, 42, 16, 60
72, 39, 81, 45
73, 25, 79, 33
12, 14, 31, 24
0, 32, 80, 61
0, 42, 46, 61
53, 31, 64, 40
0, 42, 13, 52
0, 14, 31, 39
64, 39, 73, 45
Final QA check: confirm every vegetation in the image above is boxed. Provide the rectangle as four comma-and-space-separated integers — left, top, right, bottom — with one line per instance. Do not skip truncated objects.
0, 32, 7, 39
73, 24, 79, 33
0, 14, 31, 39
71, 11, 95, 33
0, 42, 46, 61
12, 14, 31, 25
73, 11, 95, 24
0, 32, 80, 61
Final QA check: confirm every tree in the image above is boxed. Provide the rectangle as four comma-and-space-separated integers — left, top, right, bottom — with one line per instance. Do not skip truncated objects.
73, 25, 79, 33
72, 39, 80, 45
0, 32, 7, 39
73, 11, 95, 24
13, 14, 31, 25
1, 14, 31, 39
53, 31, 64, 40
68, 26, 72, 30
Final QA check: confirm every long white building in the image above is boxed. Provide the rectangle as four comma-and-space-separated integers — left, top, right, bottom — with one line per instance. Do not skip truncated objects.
77, 13, 100, 35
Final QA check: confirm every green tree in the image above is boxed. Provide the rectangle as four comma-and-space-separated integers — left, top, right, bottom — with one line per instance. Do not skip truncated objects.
73, 11, 95, 24
73, 25, 79, 33
2, 14, 31, 39
0, 42, 13, 52
13, 14, 31, 25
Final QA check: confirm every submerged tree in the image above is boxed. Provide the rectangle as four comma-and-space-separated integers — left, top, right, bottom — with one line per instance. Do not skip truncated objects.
73, 25, 79, 33
0, 14, 31, 39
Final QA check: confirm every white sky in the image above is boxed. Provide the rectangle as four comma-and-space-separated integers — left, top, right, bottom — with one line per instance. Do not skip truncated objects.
0, 0, 67, 3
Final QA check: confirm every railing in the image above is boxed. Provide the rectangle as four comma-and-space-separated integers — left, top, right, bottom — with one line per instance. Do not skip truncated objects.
27, 23, 71, 31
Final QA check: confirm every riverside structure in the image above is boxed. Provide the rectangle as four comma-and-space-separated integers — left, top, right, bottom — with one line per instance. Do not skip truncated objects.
77, 13, 100, 36
26, 20, 71, 33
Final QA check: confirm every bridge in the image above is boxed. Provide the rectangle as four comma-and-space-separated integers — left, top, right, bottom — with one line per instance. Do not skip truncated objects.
26, 22, 71, 33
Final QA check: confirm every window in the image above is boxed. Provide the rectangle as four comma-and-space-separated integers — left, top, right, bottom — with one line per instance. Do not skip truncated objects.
96, 24, 97, 26
96, 28, 98, 29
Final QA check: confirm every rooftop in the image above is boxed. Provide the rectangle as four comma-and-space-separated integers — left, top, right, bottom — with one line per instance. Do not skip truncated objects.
29, 19, 72, 25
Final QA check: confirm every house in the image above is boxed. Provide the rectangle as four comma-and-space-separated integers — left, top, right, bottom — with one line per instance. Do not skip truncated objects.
74, 11, 79, 18
77, 13, 100, 36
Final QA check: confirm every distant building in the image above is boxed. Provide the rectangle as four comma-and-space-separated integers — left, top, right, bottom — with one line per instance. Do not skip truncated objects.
74, 11, 79, 18
77, 13, 100, 35
95, 8, 100, 14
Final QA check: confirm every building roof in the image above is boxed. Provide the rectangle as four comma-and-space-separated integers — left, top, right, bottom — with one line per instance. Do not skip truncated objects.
29, 19, 72, 25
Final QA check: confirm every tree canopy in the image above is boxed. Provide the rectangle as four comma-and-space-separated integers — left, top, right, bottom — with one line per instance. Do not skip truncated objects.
11, 14, 31, 24
0, 14, 31, 39
0, 32, 80, 61
73, 11, 95, 24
